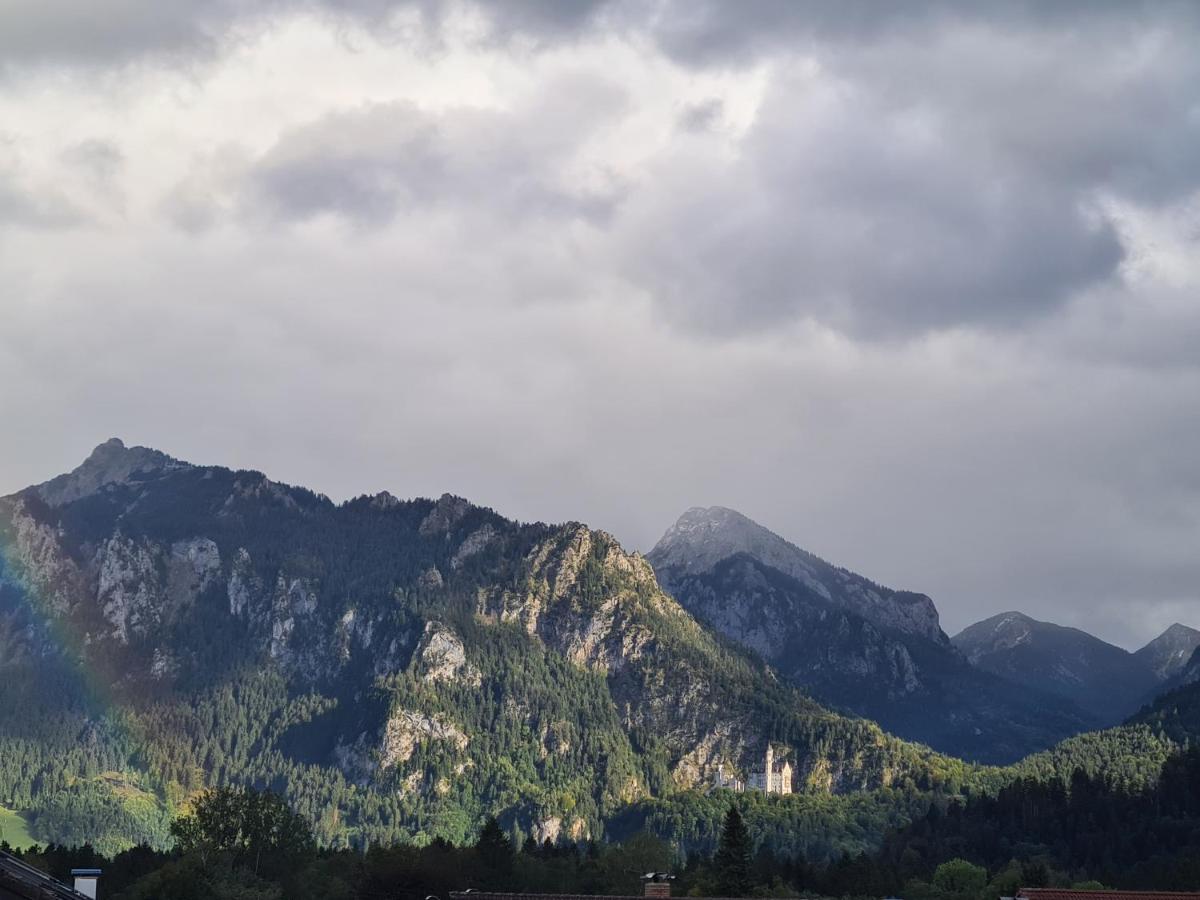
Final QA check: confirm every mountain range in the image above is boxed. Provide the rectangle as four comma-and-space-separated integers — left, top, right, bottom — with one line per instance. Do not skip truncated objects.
647, 506, 1196, 763
0, 441, 1195, 857
0, 440, 965, 855
952, 612, 1198, 721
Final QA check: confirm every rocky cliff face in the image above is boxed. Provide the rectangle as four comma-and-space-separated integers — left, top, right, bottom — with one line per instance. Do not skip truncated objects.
1147, 646, 1200, 700
0, 441, 954, 849
33, 438, 189, 507
650, 507, 945, 642
1134, 623, 1200, 682
648, 511, 1098, 763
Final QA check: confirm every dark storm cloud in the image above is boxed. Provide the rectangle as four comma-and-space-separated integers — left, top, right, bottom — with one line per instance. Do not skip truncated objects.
597, 3, 1200, 336
617, 71, 1128, 336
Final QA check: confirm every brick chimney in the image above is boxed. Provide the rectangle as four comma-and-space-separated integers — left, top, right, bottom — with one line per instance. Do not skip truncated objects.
642, 873, 673, 897
72, 868, 101, 899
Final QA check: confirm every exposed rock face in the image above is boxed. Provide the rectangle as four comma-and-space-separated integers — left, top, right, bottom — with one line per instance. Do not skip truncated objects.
227, 548, 259, 617
3, 497, 85, 616
1134, 623, 1200, 681
96, 535, 162, 644
168, 538, 221, 599
650, 517, 1098, 764
35, 438, 188, 508
420, 494, 473, 537
267, 576, 319, 663
1179, 648, 1200, 687
416, 622, 480, 685
533, 816, 563, 844
379, 709, 469, 769
451, 525, 496, 569
649, 507, 945, 642
478, 526, 660, 673
477, 526, 822, 786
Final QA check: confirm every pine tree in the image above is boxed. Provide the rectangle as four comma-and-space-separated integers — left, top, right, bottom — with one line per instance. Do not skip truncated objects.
475, 816, 514, 877
714, 806, 753, 896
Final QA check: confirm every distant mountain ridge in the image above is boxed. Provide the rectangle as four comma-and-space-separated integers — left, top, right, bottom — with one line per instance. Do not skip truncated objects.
647, 507, 1098, 764
952, 612, 1187, 723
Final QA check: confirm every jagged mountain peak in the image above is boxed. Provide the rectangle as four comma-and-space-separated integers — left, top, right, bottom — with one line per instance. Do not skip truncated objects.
1135, 622, 1200, 681
29, 438, 190, 507
654, 506, 798, 571
649, 505, 945, 642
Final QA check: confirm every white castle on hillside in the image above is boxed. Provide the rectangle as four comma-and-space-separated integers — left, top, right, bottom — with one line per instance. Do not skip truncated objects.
714, 745, 793, 795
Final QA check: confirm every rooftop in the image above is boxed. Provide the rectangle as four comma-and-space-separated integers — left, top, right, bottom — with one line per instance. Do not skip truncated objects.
450, 893, 799, 900
1018, 890, 1200, 900
0, 850, 91, 900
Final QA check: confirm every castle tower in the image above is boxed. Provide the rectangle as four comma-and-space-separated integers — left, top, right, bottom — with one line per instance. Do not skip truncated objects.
779, 760, 793, 795
765, 745, 775, 794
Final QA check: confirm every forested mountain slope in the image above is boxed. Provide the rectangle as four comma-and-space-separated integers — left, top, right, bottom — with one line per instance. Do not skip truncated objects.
0, 441, 976, 855
648, 509, 1095, 763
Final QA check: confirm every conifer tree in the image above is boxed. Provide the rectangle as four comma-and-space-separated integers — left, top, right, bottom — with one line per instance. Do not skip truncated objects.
475, 816, 514, 877
714, 806, 753, 896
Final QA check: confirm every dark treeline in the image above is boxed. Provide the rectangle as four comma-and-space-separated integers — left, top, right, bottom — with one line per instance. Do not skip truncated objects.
6, 747, 1200, 900
878, 744, 1200, 892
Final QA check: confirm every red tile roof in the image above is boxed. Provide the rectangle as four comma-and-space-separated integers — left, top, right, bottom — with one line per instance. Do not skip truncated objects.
1019, 890, 1200, 900
450, 893, 797, 900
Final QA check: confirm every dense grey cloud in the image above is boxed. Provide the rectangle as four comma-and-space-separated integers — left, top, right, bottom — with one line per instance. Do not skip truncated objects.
0, 179, 77, 228
636, 1, 1200, 65
612, 8, 1200, 336
0, 0, 262, 67
675, 97, 724, 134
617, 72, 1125, 335
246, 80, 625, 226
0, 0, 610, 71
60, 140, 124, 183
0, 0, 1198, 650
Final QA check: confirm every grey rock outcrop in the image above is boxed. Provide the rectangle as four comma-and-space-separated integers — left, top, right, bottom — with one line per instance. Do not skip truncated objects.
35, 438, 188, 507
649, 506, 944, 641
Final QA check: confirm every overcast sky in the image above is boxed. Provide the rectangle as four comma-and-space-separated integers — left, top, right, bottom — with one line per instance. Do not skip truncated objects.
2, 1, 1198, 648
